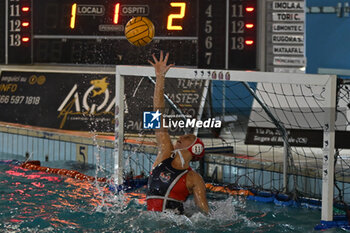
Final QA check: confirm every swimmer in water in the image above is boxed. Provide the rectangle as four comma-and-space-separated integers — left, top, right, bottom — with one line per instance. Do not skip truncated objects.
146, 51, 209, 215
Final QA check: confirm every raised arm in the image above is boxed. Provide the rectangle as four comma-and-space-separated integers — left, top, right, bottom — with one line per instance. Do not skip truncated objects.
148, 51, 174, 167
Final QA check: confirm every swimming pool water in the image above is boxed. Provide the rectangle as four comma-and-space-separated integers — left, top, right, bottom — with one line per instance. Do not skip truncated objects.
0, 153, 343, 232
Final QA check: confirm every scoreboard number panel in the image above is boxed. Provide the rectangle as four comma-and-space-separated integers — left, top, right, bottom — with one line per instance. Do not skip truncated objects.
228, 0, 257, 70
0, 0, 5, 64
6, 0, 31, 64
198, 0, 226, 69
2, 0, 258, 70
34, 0, 196, 37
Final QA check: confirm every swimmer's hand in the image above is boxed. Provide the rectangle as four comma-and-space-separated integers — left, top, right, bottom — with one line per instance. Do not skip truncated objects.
148, 51, 174, 77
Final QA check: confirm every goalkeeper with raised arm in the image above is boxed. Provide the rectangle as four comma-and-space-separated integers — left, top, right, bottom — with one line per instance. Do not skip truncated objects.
146, 51, 209, 215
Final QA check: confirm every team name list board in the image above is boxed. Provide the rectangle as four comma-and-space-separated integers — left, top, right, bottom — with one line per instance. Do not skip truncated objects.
265, 0, 306, 73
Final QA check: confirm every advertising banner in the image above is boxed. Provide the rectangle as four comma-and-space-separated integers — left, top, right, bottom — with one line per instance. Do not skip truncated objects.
0, 71, 115, 132
0, 70, 206, 134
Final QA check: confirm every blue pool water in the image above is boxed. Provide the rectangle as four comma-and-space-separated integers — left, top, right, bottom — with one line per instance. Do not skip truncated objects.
0, 153, 343, 232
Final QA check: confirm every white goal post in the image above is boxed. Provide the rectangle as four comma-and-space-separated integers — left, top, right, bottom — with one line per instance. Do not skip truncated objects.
115, 65, 337, 221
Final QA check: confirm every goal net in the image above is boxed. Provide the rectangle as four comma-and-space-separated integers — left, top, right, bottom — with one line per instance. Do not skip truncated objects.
115, 65, 344, 221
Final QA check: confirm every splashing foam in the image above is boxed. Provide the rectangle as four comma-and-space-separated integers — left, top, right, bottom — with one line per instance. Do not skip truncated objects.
133, 196, 240, 230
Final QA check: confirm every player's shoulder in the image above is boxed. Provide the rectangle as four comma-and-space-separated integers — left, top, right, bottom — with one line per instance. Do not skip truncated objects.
186, 170, 205, 191
187, 170, 203, 180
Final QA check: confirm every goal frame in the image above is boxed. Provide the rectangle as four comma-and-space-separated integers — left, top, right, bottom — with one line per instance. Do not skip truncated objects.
115, 65, 337, 221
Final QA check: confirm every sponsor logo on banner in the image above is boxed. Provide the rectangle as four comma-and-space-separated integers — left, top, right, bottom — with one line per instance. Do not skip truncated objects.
273, 45, 304, 55
245, 127, 350, 149
57, 77, 115, 129
272, 23, 304, 33
273, 12, 305, 22
273, 56, 306, 66
0, 71, 116, 132
273, 1, 304, 11
125, 77, 206, 135
272, 34, 304, 44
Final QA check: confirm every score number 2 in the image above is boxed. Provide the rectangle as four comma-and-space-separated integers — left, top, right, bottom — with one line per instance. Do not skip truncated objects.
167, 2, 186, 30
69, 2, 186, 31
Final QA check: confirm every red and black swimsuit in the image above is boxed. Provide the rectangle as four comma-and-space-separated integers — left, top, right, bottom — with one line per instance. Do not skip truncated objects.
146, 156, 191, 214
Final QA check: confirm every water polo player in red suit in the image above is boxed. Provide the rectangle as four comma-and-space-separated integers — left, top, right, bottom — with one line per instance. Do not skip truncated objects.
146, 51, 209, 214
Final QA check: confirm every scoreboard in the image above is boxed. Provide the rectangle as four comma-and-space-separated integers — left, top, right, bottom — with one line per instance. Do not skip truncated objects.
2, 0, 258, 69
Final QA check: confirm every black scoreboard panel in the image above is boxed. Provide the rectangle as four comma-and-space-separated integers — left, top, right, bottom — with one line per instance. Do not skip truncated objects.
33, 0, 197, 66
6, 0, 31, 64
3, 0, 258, 70
34, 0, 196, 37
34, 39, 197, 65
0, 0, 5, 64
229, 0, 257, 70
198, 0, 226, 69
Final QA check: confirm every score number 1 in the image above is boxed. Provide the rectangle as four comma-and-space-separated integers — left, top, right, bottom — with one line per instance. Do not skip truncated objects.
69, 2, 186, 31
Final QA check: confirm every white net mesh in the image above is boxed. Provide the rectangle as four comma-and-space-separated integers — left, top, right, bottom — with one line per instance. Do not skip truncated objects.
116, 67, 349, 211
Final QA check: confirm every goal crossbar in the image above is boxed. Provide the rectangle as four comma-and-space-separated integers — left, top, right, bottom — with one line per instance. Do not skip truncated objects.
116, 65, 331, 85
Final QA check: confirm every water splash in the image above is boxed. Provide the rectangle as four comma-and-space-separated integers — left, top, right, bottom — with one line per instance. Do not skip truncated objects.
117, 196, 242, 232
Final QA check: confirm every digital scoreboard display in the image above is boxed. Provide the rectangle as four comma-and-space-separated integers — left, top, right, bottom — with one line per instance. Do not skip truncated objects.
2, 0, 257, 70
35, 0, 195, 36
